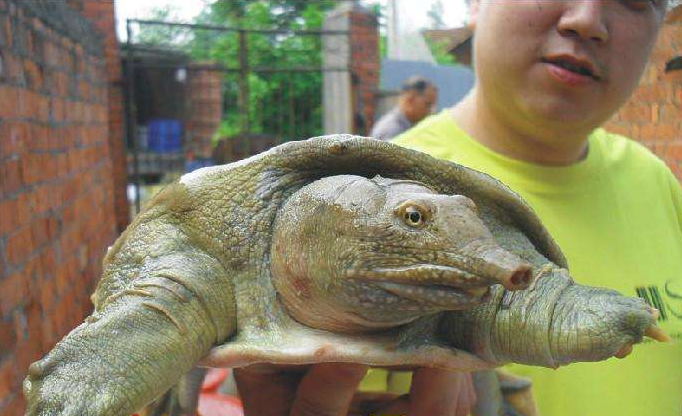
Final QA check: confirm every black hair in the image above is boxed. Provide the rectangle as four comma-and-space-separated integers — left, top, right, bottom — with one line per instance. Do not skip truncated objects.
401, 76, 434, 94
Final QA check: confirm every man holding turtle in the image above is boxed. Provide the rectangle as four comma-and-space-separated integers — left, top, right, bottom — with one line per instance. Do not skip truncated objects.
237, 1, 682, 415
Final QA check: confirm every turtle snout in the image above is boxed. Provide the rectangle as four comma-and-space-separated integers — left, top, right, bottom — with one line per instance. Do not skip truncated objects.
476, 246, 534, 291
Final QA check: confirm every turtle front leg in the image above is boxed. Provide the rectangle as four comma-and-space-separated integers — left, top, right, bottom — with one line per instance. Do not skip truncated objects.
442, 265, 661, 368
23, 251, 236, 416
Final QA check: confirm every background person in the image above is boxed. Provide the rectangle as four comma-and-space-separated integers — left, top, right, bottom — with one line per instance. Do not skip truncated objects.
370, 76, 438, 141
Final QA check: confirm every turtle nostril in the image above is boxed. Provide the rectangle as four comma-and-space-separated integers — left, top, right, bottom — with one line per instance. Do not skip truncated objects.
510, 267, 532, 288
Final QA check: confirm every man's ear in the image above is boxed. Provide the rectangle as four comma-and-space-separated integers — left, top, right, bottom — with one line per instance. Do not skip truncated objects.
468, 0, 480, 30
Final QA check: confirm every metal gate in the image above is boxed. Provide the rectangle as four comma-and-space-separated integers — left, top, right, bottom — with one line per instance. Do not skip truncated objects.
123, 17, 349, 212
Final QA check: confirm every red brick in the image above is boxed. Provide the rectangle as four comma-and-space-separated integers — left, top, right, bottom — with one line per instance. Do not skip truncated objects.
0, 85, 19, 119
0, 158, 24, 195
40, 309, 56, 351
36, 94, 49, 121
54, 72, 68, 97
30, 217, 49, 249
0, 198, 16, 236
5, 226, 34, 267
618, 104, 651, 123
638, 123, 658, 141
54, 263, 69, 296
15, 193, 30, 228
16, 302, 44, 368
0, 121, 28, 156
20, 153, 40, 186
4, 55, 25, 86
49, 97, 64, 122
665, 143, 682, 161
651, 103, 659, 123
55, 153, 68, 177
0, 318, 16, 357
38, 276, 56, 312
631, 84, 672, 103
23, 58, 43, 90
40, 246, 56, 274
0, 392, 26, 416
0, 271, 29, 315
58, 226, 79, 258
659, 104, 681, 121
27, 124, 47, 152
655, 123, 678, 141
0, 358, 17, 402
674, 86, 682, 105
22, 90, 39, 120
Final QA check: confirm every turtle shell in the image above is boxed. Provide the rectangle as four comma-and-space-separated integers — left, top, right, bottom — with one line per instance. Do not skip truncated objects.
150, 135, 567, 370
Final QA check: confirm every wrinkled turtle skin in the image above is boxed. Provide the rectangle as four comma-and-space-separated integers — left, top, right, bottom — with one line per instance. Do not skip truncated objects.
23, 136, 664, 416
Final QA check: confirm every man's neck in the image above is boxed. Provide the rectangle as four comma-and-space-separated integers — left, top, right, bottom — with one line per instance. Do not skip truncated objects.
451, 91, 590, 166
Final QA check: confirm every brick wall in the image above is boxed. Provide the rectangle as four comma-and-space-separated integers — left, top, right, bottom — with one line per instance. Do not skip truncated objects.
0, 1, 118, 414
66, 0, 129, 232
349, 9, 379, 136
605, 8, 682, 179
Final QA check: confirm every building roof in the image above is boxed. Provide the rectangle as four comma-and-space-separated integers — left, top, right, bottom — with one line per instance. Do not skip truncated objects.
422, 27, 472, 54
379, 59, 475, 111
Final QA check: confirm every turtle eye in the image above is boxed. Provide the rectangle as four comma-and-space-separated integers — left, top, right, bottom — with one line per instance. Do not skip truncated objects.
405, 207, 422, 226
396, 202, 429, 228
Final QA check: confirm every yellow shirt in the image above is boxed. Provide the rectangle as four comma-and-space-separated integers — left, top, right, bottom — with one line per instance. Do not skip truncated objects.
366, 110, 682, 416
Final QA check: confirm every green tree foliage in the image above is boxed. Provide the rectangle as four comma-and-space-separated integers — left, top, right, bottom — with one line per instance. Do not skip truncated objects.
424, 36, 457, 65
135, 0, 340, 144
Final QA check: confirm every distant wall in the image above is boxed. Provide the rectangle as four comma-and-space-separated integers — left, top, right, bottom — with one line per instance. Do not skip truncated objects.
605, 9, 682, 179
0, 1, 118, 414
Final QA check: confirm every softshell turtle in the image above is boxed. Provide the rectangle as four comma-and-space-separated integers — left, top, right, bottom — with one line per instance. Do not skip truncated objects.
23, 136, 666, 416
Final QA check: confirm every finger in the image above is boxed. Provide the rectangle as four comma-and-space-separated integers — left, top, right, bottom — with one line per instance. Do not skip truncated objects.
409, 368, 468, 416
234, 365, 304, 416
290, 363, 368, 416
366, 394, 410, 416
454, 373, 475, 416
467, 372, 477, 407
349, 392, 403, 416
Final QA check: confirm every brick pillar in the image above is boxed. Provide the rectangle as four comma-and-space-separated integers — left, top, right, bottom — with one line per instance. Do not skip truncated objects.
349, 8, 379, 135
323, 3, 379, 136
604, 7, 682, 180
67, 0, 129, 231
185, 64, 223, 159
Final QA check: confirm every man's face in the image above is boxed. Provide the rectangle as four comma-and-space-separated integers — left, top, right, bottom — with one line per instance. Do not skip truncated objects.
471, 0, 666, 131
407, 86, 438, 123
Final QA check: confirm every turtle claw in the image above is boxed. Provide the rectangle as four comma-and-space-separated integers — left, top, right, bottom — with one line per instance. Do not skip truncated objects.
613, 343, 633, 359
644, 324, 671, 343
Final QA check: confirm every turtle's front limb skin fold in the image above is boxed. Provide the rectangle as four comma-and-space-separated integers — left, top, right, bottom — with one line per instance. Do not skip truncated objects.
23, 251, 236, 416
442, 265, 661, 368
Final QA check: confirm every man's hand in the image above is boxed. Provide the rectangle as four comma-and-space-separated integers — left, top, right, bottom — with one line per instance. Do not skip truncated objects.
234, 364, 476, 416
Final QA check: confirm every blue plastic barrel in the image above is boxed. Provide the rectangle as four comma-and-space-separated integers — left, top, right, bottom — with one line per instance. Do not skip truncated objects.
147, 119, 182, 153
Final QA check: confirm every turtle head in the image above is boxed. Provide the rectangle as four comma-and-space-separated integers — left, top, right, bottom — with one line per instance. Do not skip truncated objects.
270, 175, 533, 333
